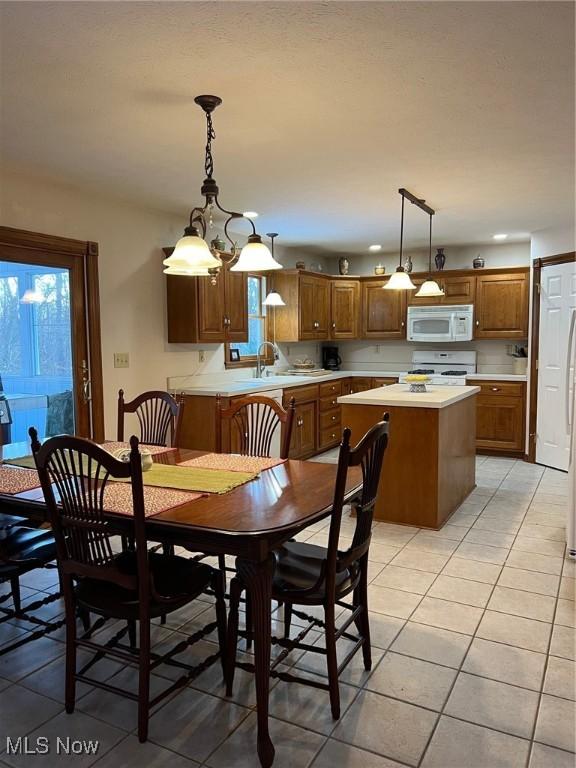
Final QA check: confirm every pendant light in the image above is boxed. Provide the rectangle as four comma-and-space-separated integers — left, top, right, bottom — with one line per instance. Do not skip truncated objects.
163, 95, 282, 276
415, 212, 444, 298
384, 192, 417, 290
262, 234, 285, 306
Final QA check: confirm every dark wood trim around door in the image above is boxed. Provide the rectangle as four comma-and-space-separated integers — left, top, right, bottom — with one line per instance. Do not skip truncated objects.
527, 251, 575, 463
0, 226, 105, 442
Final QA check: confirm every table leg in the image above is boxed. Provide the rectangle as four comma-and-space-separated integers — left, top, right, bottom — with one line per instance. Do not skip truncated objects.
236, 555, 275, 768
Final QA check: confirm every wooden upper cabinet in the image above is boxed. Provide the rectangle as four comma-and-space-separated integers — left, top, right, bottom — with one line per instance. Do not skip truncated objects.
273, 272, 330, 342
361, 280, 407, 339
165, 248, 248, 343
442, 275, 476, 305
223, 268, 248, 342
330, 280, 359, 338
299, 275, 329, 340
197, 272, 226, 342
408, 274, 475, 306
475, 272, 529, 339
407, 278, 443, 306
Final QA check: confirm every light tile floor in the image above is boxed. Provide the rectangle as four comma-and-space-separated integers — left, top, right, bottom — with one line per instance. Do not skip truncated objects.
0, 455, 574, 767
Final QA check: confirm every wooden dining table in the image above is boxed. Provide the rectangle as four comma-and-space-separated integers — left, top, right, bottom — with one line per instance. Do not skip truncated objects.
0, 447, 362, 767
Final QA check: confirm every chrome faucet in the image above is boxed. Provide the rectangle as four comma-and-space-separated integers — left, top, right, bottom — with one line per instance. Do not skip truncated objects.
256, 341, 279, 378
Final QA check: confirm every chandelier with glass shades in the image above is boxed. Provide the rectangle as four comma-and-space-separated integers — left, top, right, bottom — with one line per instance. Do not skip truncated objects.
163, 95, 283, 277
384, 188, 443, 296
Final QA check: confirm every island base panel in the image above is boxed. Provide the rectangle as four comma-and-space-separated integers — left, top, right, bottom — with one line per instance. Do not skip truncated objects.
340, 398, 476, 529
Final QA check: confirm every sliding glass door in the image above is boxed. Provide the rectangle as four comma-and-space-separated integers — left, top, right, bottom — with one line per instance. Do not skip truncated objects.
0, 229, 102, 459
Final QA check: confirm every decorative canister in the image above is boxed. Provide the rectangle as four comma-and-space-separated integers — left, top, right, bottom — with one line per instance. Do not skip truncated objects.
473, 254, 485, 269
405, 374, 429, 393
435, 247, 446, 271
409, 382, 427, 393
295, 261, 305, 270
404, 256, 413, 273
338, 257, 349, 275
374, 264, 385, 275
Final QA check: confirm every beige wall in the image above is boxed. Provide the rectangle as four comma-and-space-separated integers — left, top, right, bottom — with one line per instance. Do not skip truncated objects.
1, 168, 213, 436
323, 241, 531, 277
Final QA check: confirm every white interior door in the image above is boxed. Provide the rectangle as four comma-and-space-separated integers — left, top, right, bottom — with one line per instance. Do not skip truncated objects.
536, 261, 576, 470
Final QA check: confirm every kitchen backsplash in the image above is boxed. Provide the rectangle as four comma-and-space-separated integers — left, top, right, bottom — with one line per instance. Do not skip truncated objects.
166, 338, 525, 392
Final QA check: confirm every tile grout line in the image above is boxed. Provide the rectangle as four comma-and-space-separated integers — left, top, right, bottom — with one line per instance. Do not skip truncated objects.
414, 457, 545, 767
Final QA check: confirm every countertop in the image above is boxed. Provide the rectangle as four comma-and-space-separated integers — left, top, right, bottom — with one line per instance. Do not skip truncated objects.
338, 383, 481, 409
173, 370, 526, 397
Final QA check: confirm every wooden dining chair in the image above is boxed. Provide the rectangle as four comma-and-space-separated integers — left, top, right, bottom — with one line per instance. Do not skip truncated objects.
0, 518, 64, 658
215, 394, 296, 459
117, 389, 183, 447
226, 413, 390, 720
30, 428, 227, 742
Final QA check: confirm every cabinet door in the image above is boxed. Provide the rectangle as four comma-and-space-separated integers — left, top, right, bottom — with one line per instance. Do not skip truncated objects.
314, 278, 330, 339
166, 275, 200, 342
330, 280, 359, 338
475, 273, 528, 339
476, 395, 525, 452
289, 401, 317, 458
299, 276, 329, 339
441, 275, 476, 305
407, 278, 443, 306
361, 281, 407, 339
299, 275, 318, 340
224, 267, 248, 342
197, 273, 226, 342
296, 401, 317, 457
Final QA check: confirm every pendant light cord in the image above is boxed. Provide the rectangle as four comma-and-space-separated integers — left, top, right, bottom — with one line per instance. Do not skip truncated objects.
399, 194, 405, 268
428, 213, 433, 276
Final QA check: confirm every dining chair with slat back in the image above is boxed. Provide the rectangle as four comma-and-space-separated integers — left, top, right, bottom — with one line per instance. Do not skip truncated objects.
226, 412, 390, 720
215, 394, 296, 459
29, 428, 227, 742
117, 390, 183, 447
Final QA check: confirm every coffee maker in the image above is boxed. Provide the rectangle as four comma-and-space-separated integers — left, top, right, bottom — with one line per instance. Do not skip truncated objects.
322, 346, 342, 371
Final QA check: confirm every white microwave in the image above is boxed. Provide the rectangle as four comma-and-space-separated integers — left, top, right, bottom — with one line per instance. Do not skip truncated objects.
407, 304, 474, 343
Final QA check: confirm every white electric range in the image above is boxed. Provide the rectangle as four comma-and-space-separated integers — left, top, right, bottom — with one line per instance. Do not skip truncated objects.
399, 350, 477, 386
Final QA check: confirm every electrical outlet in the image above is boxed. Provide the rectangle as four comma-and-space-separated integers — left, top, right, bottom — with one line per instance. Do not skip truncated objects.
375, 345, 381, 354
114, 352, 129, 369
199, 350, 206, 363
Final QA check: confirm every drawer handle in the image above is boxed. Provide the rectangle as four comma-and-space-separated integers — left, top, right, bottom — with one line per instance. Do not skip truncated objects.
476, 320, 480, 327
331, 433, 336, 439
331, 385, 336, 391
297, 418, 304, 427
331, 322, 336, 329
490, 387, 501, 392
332, 415, 337, 421
331, 400, 336, 405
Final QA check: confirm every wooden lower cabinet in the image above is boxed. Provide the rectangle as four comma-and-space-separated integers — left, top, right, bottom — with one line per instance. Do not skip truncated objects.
289, 401, 317, 458
468, 380, 526, 455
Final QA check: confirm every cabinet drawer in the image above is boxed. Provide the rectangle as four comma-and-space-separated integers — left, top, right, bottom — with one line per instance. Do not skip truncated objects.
283, 384, 319, 405
320, 394, 340, 411
319, 425, 341, 450
320, 409, 341, 430
468, 380, 525, 398
319, 380, 342, 398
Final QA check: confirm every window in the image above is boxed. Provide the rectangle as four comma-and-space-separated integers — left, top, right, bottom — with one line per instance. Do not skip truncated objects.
226, 274, 272, 367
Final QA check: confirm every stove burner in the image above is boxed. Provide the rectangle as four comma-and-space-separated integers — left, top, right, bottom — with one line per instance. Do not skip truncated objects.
409, 368, 434, 374
441, 370, 468, 376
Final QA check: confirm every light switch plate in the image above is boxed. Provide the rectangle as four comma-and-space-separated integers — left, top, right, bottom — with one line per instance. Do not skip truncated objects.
114, 352, 129, 368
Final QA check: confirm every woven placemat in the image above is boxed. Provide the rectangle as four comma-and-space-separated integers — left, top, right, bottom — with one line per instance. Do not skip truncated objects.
102, 483, 202, 517
178, 453, 285, 474
0, 466, 41, 494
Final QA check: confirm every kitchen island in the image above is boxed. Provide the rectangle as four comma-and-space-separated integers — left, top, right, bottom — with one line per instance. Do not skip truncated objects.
338, 383, 480, 529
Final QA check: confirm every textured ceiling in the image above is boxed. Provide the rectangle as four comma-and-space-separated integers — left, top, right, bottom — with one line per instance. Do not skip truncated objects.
1, 1, 574, 254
